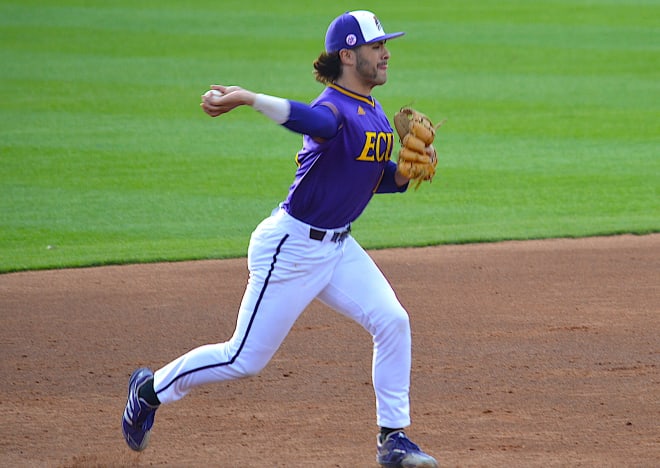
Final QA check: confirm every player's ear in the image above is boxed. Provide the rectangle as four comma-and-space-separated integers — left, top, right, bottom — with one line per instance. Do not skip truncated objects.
338, 48, 356, 66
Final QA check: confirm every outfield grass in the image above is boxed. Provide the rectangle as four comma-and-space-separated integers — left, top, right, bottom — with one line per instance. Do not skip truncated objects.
1, 0, 658, 272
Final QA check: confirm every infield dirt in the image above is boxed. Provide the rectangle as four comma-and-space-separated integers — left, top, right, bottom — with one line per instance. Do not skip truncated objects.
1, 234, 658, 467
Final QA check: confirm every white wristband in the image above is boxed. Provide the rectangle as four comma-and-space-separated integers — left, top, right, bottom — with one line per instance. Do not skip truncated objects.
252, 93, 291, 124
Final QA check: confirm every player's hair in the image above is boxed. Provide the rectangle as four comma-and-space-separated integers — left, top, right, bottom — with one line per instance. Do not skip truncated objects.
313, 51, 342, 84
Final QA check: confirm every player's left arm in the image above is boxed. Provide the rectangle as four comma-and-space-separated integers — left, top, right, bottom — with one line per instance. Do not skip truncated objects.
376, 161, 409, 193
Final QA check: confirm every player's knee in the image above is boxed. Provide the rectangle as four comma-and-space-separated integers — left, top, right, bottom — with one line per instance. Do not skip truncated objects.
236, 357, 269, 377
391, 307, 411, 333
377, 303, 411, 335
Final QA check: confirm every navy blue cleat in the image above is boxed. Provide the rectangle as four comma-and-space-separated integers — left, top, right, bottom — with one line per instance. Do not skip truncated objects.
122, 368, 158, 451
376, 431, 438, 468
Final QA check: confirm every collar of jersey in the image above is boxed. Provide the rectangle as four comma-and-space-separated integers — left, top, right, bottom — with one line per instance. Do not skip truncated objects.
328, 83, 375, 107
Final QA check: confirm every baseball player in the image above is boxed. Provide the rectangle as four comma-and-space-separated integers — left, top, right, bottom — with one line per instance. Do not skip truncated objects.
122, 10, 438, 468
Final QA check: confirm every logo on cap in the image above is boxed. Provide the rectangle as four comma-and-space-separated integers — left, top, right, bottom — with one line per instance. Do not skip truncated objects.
373, 15, 383, 32
346, 34, 357, 47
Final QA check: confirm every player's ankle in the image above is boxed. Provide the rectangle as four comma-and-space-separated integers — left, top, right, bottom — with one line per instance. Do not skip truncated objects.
137, 378, 161, 406
379, 426, 404, 441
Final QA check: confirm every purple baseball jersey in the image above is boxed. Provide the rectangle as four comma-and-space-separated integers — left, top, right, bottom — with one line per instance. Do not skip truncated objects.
281, 83, 406, 229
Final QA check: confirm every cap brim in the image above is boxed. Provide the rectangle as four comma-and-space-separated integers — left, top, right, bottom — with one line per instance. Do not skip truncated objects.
366, 31, 405, 44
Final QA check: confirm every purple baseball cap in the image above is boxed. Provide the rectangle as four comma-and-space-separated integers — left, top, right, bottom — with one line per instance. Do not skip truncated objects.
324, 10, 405, 53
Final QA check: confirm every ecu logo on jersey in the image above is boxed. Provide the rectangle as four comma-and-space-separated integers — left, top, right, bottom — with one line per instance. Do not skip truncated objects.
355, 131, 394, 162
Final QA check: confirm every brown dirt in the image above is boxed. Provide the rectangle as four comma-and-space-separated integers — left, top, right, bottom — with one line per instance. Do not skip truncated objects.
1, 234, 658, 467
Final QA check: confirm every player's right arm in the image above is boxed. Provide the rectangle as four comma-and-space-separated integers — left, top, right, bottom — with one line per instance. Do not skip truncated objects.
201, 85, 338, 140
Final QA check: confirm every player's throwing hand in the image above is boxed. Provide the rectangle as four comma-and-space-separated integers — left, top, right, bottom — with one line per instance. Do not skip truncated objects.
200, 85, 254, 117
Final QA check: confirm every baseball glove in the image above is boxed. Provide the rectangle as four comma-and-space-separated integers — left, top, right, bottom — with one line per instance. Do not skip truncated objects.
393, 107, 444, 189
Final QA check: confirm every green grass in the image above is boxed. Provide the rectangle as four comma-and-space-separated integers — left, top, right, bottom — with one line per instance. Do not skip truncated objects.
1, 0, 658, 272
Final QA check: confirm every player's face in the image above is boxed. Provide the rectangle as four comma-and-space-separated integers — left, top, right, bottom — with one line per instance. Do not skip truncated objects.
354, 41, 390, 87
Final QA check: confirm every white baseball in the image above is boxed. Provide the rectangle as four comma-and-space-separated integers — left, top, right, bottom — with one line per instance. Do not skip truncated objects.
205, 89, 223, 104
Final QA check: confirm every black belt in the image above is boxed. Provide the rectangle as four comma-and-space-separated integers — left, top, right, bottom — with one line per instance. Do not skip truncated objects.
309, 226, 351, 243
